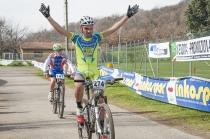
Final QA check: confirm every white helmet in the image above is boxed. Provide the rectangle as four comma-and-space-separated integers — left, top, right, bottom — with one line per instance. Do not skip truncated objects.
80, 16, 94, 26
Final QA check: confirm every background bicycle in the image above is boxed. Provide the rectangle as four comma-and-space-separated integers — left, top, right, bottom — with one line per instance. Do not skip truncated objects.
74, 75, 123, 139
50, 74, 65, 118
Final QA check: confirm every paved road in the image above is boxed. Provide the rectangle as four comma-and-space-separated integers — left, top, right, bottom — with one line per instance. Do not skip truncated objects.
0, 67, 205, 139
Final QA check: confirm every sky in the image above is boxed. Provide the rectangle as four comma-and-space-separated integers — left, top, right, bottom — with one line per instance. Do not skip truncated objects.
0, 0, 182, 32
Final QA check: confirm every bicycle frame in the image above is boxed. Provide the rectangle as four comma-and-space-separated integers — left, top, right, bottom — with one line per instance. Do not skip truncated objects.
83, 82, 105, 134
56, 78, 64, 89
52, 78, 64, 102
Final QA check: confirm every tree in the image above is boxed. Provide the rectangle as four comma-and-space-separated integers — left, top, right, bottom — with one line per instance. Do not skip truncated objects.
0, 17, 30, 59
6, 23, 30, 59
0, 18, 9, 59
184, 0, 210, 33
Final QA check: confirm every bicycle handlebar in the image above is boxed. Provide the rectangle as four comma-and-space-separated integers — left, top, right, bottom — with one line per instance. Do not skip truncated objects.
74, 80, 85, 82
74, 77, 123, 85
108, 77, 123, 85
48, 74, 71, 78
113, 77, 123, 81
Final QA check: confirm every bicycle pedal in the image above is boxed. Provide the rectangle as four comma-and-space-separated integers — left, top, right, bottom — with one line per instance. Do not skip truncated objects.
78, 123, 84, 129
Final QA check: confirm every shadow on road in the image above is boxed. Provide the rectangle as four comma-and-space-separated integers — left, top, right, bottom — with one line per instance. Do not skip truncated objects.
0, 79, 7, 86
0, 119, 76, 132
4, 83, 49, 86
0, 111, 29, 115
0, 106, 8, 109
0, 74, 40, 77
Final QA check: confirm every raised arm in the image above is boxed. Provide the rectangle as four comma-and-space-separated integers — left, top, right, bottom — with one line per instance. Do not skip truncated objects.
102, 4, 139, 38
43, 56, 50, 73
39, 3, 71, 39
102, 16, 128, 38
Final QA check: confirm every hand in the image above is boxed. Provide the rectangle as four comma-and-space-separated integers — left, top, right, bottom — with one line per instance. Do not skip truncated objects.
39, 3, 50, 18
45, 73, 50, 78
126, 4, 139, 18
70, 72, 75, 78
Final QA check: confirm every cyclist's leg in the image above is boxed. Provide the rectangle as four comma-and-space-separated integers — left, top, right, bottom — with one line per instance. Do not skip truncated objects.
91, 74, 105, 103
91, 75, 106, 120
49, 70, 56, 90
48, 71, 56, 101
74, 71, 85, 124
74, 71, 85, 103
50, 77, 56, 90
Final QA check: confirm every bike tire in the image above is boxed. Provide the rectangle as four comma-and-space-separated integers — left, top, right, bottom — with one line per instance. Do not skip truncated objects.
58, 85, 65, 118
52, 89, 57, 114
104, 96, 108, 104
78, 123, 92, 139
97, 103, 115, 139
78, 99, 92, 139
78, 122, 84, 139
78, 112, 93, 139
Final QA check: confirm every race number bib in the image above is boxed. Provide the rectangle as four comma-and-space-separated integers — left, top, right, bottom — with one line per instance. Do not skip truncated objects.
92, 80, 106, 90
56, 74, 64, 80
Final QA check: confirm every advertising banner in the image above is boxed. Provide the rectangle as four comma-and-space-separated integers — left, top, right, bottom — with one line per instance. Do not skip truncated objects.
148, 42, 170, 58
172, 36, 210, 61
99, 66, 210, 112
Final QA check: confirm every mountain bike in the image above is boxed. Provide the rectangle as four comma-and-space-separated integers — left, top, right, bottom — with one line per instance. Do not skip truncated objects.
51, 74, 65, 118
74, 76, 123, 139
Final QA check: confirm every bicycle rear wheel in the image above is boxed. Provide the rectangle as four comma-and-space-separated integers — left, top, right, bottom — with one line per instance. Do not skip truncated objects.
52, 89, 57, 114
58, 85, 65, 118
97, 103, 115, 139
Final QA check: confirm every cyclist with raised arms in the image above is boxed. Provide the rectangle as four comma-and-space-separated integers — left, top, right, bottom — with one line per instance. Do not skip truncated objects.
43, 43, 75, 102
39, 3, 139, 131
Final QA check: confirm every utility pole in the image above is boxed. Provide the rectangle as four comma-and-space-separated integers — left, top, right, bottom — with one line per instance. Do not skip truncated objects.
118, 27, 121, 68
64, 0, 68, 55
64, 0, 69, 74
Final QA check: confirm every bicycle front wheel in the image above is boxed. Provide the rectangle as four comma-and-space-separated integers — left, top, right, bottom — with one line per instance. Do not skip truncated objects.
52, 89, 57, 114
58, 85, 65, 118
78, 98, 92, 139
97, 103, 115, 139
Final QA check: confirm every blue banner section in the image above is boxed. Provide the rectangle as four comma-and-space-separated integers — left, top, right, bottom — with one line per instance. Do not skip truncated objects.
99, 66, 210, 112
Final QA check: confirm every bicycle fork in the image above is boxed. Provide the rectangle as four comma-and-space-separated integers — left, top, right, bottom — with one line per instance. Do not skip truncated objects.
94, 94, 108, 135
95, 106, 102, 134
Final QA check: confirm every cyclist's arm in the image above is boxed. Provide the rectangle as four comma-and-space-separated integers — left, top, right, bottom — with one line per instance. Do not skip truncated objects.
47, 16, 72, 39
43, 56, 50, 72
66, 59, 75, 73
102, 16, 128, 38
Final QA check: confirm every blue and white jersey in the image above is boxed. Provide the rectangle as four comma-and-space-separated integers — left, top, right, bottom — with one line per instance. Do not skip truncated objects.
43, 53, 74, 75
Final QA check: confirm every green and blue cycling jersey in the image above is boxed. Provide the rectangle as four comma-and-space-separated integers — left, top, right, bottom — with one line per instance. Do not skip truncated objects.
70, 32, 103, 80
